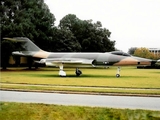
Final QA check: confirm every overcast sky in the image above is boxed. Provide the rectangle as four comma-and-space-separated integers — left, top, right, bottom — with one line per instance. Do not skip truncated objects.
45, 0, 160, 52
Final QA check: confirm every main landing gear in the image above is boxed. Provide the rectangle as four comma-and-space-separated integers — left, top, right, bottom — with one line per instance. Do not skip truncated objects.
116, 67, 121, 78
58, 63, 118, 77
75, 68, 82, 76
59, 64, 82, 77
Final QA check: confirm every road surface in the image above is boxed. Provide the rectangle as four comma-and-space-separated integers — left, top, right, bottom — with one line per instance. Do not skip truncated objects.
0, 90, 160, 110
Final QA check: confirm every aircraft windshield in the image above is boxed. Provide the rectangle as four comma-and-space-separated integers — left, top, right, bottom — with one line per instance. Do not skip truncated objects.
110, 51, 131, 56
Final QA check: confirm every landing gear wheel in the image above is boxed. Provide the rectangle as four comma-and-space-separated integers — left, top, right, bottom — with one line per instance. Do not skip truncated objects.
116, 74, 120, 78
59, 63, 66, 77
75, 68, 82, 76
116, 67, 121, 78
59, 70, 66, 77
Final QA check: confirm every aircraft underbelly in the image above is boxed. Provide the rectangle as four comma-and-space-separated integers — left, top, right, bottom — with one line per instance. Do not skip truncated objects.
113, 61, 139, 66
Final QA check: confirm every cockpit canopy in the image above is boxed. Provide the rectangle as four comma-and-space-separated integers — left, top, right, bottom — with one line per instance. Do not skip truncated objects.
110, 51, 131, 56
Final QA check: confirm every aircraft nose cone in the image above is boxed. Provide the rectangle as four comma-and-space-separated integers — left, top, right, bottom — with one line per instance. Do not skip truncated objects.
132, 56, 154, 66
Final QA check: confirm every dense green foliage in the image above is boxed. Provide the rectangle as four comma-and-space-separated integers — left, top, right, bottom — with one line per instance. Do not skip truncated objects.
1, 0, 56, 49
59, 14, 115, 52
0, 102, 160, 120
1, 0, 115, 51
128, 47, 137, 55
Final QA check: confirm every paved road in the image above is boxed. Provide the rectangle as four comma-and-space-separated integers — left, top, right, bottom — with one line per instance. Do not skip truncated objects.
1, 90, 160, 110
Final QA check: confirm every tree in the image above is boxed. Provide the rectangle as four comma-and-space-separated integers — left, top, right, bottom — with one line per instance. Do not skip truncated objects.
59, 14, 115, 52
51, 28, 81, 52
1, 0, 56, 50
0, 40, 15, 69
128, 47, 137, 55
133, 47, 155, 59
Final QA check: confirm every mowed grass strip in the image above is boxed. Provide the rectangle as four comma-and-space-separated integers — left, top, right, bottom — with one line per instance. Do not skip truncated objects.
1, 67, 160, 94
1, 84, 160, 95
0, 102, 160, 120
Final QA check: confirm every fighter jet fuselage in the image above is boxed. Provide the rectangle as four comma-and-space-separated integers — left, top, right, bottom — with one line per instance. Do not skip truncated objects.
4, 37, 157, 77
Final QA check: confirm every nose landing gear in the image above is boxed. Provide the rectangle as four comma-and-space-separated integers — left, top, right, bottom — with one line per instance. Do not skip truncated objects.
116, 67, 121, 78
59, 64, 66, 77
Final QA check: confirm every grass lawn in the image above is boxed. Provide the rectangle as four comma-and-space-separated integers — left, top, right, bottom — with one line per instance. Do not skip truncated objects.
1, 67, 160, 95
0, 102, 160, 120
1, 68, 160, 120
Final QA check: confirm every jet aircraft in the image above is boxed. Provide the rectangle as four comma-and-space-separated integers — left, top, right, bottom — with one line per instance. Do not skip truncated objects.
3, 37, 158, 77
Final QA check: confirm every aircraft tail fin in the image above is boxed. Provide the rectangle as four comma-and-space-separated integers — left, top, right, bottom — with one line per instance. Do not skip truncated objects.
3, 37, 41, 51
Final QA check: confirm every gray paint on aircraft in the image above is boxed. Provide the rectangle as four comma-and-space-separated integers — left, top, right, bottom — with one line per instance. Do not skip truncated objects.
3, 37, 156, 67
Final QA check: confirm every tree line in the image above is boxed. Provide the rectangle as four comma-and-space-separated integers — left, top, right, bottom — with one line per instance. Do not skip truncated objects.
0, 0, 115, 52
128, 47, 160, 60
0, 0, 116, 68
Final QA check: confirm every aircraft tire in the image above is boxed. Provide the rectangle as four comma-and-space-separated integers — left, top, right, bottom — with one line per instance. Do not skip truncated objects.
116, 74, 120, 78
59, 70, 66, 77
76, 69, 82, 76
